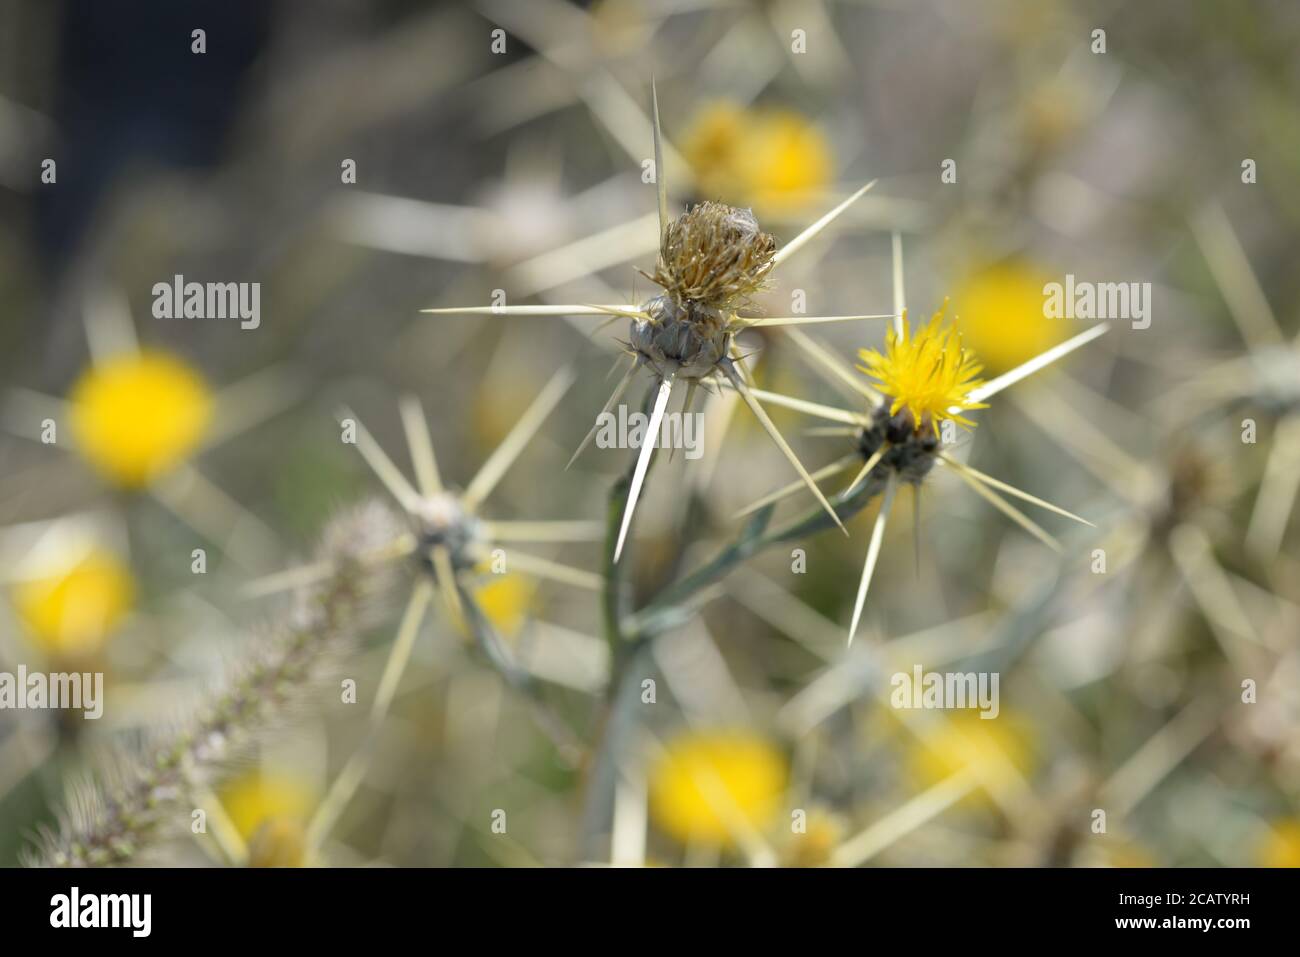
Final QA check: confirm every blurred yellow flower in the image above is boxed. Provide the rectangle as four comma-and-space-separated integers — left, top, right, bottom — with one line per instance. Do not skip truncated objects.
907, 711, 1035, 792
681, 103, 744, 191
13, 549, 134, 660
952, 261, 1068, 375
681, 102, 832, 213
1258, 820, 1300, 867
649, 729, 787, 847
858, 307, 988, 434
473, 574, 536, 638
69, 351, 213, 488
220, 772, 317, 868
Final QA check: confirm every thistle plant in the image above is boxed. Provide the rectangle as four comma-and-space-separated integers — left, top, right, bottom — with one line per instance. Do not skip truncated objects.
318, 371, 603, 620
240, 376, 607, 852
397, 83, 1115, 863
19, 76, 1123, 869
425, 82, 894, 562
725, 249, 1109, 643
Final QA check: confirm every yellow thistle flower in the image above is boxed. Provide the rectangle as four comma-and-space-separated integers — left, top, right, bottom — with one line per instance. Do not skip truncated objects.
220, 772, 317, 868
681, 102, 832, 213
649, 729, 787, 848
69, 351, 213, 488
1258, 820, 1300, 867
952, 261, 1069, 375
858, 306, 988, 434
13, 549, 134, 660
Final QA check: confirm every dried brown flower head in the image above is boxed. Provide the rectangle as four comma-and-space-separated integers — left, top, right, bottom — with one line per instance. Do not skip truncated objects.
650, 201, 776, 310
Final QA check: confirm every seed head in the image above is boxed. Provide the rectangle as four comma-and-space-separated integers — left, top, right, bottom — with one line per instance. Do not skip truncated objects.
651, 201, 776, 310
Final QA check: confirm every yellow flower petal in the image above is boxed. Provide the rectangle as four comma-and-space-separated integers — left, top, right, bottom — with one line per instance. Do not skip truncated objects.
858, 304, 987, 434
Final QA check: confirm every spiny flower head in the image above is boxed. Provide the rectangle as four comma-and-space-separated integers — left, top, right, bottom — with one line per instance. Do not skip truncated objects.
858, 305, 988, 434
648, 728, 787, 848
69, 351, 213, 487
651, 201, 776, 311
13, 548, 135, 661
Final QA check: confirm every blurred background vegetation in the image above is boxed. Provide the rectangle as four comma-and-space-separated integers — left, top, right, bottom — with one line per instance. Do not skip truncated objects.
1, 0, 1298, 867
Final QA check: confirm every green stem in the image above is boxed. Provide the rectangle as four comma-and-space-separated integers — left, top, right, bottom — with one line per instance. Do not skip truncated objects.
581, 383, 660, 856
628, 476, 883, 638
